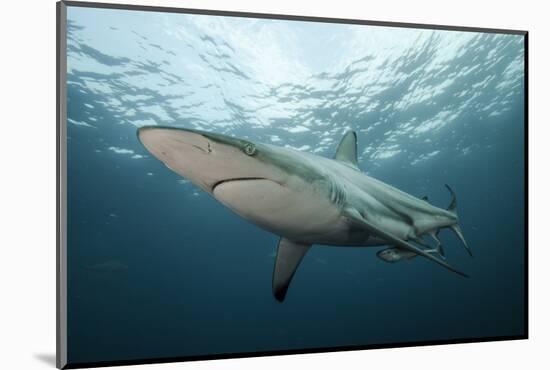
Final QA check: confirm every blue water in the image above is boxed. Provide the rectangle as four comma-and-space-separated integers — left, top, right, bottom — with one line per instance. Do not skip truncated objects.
65, 6, 525, 365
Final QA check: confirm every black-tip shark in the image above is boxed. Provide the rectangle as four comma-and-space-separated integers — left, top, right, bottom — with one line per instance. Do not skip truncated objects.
138, 127, 471, 302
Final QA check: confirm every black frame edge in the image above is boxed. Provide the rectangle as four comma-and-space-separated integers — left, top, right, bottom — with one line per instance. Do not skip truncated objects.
523, 32, 529, 339
57, 1, 68, 369
57, 1, 529, 369
61, 0, 527, 35
62, 335, 527, 369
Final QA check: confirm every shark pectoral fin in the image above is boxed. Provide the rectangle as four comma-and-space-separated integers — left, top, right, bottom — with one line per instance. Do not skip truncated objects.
344, 208, 469, 278
334, 131, 360, 170
272, 238, 312, 302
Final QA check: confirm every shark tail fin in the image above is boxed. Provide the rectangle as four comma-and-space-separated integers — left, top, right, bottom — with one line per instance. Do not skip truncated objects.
445, 184, 457, 214
444, 184, 473, 257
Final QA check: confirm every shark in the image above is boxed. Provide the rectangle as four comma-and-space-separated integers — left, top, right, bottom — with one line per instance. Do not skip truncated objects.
138, 126, 471, 301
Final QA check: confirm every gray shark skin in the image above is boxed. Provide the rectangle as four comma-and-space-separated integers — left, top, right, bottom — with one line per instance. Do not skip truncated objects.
138, 126, 471, 301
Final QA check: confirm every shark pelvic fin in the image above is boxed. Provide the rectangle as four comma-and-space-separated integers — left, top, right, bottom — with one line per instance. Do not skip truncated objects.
429, 231, 446, 259
411, 236, 431, 248
334, 131, 359, 170
344, 208, 468, 278
272, 238, 311, 302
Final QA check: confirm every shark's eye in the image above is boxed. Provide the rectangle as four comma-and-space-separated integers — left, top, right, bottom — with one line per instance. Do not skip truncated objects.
243, 143, 256, 156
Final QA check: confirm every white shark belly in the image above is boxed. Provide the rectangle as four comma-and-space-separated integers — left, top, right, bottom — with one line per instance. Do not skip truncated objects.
212, 178, 392, 246
212, 178, 351, 241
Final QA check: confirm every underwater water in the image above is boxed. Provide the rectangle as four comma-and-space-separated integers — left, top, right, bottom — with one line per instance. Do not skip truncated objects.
65, 6, 526, 365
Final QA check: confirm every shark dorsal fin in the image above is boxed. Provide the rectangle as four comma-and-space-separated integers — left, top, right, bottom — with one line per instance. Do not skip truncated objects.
334, 131, 359, 170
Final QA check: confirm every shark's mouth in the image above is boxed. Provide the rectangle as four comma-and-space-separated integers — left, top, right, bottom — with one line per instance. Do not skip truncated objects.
211, 177, 268, 192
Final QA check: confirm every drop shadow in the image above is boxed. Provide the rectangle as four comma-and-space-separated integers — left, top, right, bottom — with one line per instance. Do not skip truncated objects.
34, 353, 56, 367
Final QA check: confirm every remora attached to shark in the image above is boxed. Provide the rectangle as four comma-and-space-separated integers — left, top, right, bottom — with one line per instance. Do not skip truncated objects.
138, 126, 472, 301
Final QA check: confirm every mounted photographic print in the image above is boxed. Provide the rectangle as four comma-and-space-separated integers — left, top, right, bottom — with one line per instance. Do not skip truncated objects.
57, 1, 528, 368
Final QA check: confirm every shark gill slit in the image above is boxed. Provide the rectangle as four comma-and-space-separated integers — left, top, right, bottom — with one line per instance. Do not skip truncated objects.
329, 180, 346, 207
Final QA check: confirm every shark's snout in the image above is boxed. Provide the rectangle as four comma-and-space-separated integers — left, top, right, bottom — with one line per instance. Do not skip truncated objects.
138, 126, 274, 194
138, 126, 211, 162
